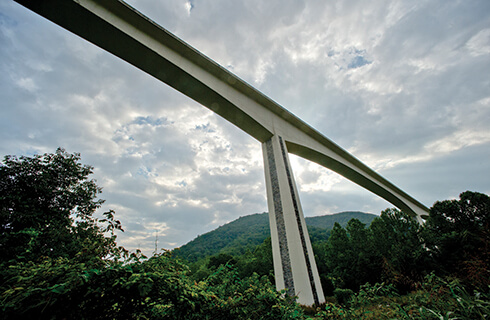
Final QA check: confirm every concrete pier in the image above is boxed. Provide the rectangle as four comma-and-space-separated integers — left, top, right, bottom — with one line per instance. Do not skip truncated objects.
263, 135, 325, 305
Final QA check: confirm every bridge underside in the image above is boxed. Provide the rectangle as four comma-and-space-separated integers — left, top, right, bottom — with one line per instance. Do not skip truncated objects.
15, 0, 429, 305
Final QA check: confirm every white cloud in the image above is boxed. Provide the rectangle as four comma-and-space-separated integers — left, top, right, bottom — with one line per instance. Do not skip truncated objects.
425, 129, 490, 154
184, 1, 194, 16
15, 77, 38, 92
466, 28, 490, 56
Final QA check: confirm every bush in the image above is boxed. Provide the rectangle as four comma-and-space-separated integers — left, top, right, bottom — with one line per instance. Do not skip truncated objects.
333, 288, 353, 305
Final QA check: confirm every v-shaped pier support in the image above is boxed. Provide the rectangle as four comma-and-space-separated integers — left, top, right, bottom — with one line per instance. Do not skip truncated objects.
263, 135, 325, 305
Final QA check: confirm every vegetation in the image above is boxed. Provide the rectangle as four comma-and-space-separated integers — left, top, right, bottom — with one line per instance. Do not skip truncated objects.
175, 212, 271, 262
0, 149, 303, 319
314, 277, 490, 319
176, 211, 376, 262
1, 149, 488, 319
0, 148, 123, 264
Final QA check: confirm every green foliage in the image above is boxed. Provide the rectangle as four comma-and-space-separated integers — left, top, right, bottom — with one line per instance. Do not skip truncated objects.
324, 220, 380, 290
203, 265, 304, 319
370, 208, 429, 292
333, 288, 354, 305
424, 191, 490, 289
207, 253, 237, 269
309, 211, 376, 230
315, 274, 489, 320
0, 250, 305, 319
325, 223, 350, 287
175, 212, 375, 263
317, 192, 489, 318
0, 148, 123, 263
355, 282, 399, 302
324, 208, 433, 293
189, 237, 275, 284
175, 213, 271, 262
234, 237, 274, 281
0, 149, 305, 319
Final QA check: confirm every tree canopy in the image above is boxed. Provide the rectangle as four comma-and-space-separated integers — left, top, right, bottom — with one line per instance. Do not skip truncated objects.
0, 148, 122, 264
424, 191, 490, 288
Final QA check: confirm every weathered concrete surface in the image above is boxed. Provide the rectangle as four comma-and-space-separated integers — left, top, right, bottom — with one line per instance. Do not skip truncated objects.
263, 135, 325, 305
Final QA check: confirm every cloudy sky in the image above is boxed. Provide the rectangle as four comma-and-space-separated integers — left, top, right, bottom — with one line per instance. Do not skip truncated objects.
1, 0, 489, 255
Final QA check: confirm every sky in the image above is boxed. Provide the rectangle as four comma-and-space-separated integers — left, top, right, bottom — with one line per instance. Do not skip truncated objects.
1, 0, 489, 256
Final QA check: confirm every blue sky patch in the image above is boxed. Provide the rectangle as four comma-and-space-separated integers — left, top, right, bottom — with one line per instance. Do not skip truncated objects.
347, 55, 372, 69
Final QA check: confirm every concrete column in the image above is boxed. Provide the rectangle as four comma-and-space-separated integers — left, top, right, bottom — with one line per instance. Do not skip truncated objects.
262, 135, 325, 306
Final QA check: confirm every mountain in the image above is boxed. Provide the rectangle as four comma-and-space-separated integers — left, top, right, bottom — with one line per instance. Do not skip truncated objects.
306, 211, 377, 229
174, 211, 376, 262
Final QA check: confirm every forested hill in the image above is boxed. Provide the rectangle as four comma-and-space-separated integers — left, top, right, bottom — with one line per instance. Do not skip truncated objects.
174, 211, 376, 262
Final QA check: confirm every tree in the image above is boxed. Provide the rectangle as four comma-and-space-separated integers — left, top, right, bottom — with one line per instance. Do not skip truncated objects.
324, 220, 381, 291
346, 219, 380, 288
424, 191, 490, 288
0, 148, 122, 263
235, 237, 274, 282
207, 253, 237, 269
369, 208, 429, 292
324, 222, 352, 289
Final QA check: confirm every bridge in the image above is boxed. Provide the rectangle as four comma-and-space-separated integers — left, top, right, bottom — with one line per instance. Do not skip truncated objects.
15, 0, 429, 306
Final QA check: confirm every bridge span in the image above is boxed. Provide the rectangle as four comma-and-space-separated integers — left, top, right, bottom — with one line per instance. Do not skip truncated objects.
16, 0, 429, 305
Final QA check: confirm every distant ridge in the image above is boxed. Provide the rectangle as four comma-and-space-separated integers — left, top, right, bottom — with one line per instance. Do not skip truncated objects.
306, 211, 376, 229
175, 211, 376, 262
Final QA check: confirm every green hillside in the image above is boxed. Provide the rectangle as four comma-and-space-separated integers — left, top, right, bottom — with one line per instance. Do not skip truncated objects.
306, 211, 376, 229
174, 211, 376, 262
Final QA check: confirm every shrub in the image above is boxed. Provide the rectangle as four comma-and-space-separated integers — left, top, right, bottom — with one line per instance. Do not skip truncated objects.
333, 288, 354, 305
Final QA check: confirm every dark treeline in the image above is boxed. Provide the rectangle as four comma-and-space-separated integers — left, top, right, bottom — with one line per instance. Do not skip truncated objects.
1, 149, 488, 319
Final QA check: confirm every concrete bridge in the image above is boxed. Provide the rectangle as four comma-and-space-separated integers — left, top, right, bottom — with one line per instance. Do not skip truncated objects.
15, 0, 429, 306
